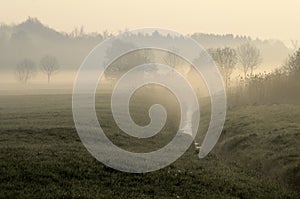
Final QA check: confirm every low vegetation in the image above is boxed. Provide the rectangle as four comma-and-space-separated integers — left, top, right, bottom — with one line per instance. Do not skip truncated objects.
0, 94, 299, 198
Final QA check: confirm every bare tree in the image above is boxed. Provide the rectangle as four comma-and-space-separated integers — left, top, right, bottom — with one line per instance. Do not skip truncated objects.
163, 48, 188, 77
102, 30, 112, 39
15, 59, 36, 83
163, 49, 184, 69
237, 43, 262, 78
291, 40, 299, 51
283, 48, 300, 73
40, 55, 59, 83
209, 47, 237, 89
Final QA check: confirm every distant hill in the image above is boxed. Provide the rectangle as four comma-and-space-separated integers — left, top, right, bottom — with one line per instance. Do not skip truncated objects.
0, 17, 104, 72
0, 17, 292, 72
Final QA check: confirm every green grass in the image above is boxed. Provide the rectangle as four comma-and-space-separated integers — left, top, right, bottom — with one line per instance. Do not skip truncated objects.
0, 94, 299, 198
217, 104, 300, 192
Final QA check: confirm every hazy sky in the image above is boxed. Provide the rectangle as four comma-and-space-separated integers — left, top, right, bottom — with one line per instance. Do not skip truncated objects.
1, 0, 300, 43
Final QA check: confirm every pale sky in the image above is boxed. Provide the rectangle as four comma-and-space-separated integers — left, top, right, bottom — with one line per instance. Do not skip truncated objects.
1, 0, 300, 44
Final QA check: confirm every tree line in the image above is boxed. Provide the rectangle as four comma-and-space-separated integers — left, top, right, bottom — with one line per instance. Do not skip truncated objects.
15, 39, 300, 107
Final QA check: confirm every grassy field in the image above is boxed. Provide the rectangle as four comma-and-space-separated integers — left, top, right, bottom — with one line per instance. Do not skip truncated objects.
0, 94, 299, 198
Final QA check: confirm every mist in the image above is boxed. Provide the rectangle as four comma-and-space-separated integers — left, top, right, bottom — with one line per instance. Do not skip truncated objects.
0, 5, 299, 198
0, 17, 295, 95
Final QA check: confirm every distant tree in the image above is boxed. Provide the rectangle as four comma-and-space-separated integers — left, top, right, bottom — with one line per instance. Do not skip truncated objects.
71, 27, 79, 38
163, 48, 191, 77
291, 40, 299, 51
209, 47, 237, 88
163, 49, 184, 69
102, 30, 112, 40
104, 39, 151, 79
79, 26, 85, 37
283, 48, 300, 73
237, 43, 262, 78
15, 59, 36, 83
40, 55, 59, 83
70, 26, 85, 38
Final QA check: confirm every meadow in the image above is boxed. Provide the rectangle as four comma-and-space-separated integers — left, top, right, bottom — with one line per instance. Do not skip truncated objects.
0, 94, 299, 198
